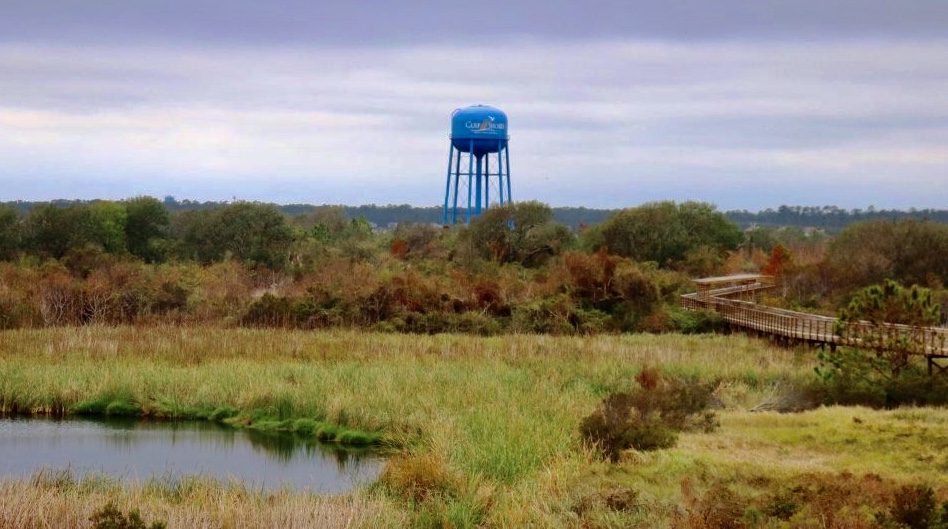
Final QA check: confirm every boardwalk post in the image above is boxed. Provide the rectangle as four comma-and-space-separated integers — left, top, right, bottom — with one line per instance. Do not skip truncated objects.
930, 355, 948, 376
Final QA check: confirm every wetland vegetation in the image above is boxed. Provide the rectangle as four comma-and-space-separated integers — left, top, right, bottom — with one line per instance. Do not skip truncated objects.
1, 198, 948, 527
2, 328, 948, 527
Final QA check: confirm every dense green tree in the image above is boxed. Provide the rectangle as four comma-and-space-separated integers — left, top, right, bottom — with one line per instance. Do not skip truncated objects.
678, 201, 743, 254
743, 226, 776, 253
0, 205, 21, 260
170, 209, 215, 263
23, 202, 128, 258
123, 196, 170, 263
86, 202, 127, 254
462, 201, 573, 267
839, 280, 941, 328
600, 201, 681, 264
305, 206, 350, 243
827, 219, 948, 292
24, 204, 79, 258
598, 201, 741, 271
172, 202, 293, 269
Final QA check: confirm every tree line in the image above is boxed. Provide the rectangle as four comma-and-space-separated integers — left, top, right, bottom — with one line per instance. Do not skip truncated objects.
727, 205, 948, 233
0, 196, 946, 338
5, 198, 945, 233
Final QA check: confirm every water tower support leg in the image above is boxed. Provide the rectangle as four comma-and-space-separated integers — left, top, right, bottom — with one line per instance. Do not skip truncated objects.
505, 146, 512, 203
475, 155, 483, 216
452, 151, 462, 225
484, 154, 490, 209
467, 140, 474, 224
443, 145, 454, 225
496, 141, 504, 206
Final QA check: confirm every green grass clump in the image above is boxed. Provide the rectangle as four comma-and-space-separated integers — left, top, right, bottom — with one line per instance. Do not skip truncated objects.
71, 389, 141, 417
103, 400, 141, 417
291, 417, 319, 435
335, 429, 379, 446
314, 422, 341, 442
208, 406, 239, 421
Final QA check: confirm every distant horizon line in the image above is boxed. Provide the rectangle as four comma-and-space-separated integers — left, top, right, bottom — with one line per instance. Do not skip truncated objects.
2, 196, 947, 215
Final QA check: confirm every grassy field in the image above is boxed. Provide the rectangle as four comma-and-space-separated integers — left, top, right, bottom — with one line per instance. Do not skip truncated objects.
1, 326, 947, 528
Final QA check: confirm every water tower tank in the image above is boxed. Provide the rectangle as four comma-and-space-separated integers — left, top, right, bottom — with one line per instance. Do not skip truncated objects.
442, 104, 512, 225
450, 105, 509, 157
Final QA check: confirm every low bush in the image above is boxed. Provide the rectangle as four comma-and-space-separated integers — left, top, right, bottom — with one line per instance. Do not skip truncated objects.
670, 306, 728, 334
579, 367, 719, 461
90, 502, 166, 529
509, 294, 578, 335
888, 484, 944, 529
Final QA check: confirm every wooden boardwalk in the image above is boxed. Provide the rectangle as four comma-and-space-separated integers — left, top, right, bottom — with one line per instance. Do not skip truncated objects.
681, 275, 948, 372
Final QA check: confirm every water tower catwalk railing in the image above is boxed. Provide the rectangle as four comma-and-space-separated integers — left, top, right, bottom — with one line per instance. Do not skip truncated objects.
442, 104, 512, 225
442, 139, 512, 225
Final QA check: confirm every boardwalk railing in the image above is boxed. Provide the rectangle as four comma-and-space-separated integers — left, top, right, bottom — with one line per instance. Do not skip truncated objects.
681, 283, 948, 356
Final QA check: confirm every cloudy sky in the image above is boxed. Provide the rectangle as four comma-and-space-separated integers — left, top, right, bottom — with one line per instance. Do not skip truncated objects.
2, 1, 946, 210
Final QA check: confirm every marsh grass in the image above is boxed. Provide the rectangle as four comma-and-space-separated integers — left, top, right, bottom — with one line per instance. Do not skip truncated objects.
691, 406, 948, 480
1, 470, 406, 529
3, 326, 947, 526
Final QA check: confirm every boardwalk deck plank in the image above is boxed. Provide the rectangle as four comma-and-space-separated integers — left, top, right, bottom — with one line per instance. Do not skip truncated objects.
681, 279, 948, 356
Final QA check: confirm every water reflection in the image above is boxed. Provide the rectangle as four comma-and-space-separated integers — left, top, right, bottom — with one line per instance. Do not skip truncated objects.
242, 427, 377, 468
0, 416, 383, 493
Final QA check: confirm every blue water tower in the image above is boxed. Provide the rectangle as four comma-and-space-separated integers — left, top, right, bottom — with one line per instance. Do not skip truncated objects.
442, 104, 512, 225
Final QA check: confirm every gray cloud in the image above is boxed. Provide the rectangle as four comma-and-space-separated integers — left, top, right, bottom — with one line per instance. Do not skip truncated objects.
3, 0, 947, 45
1, 36, 946, 209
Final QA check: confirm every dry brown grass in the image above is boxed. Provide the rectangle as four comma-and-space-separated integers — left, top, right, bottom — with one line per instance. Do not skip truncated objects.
0, 475, 407, 529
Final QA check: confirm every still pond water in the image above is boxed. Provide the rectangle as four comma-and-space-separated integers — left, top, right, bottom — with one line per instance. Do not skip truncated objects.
0, 416, 383, 493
